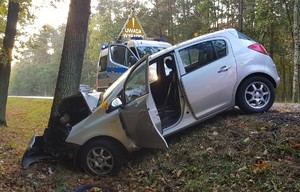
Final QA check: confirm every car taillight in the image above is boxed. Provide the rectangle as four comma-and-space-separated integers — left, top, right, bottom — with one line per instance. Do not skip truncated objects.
248, 44, 269, 55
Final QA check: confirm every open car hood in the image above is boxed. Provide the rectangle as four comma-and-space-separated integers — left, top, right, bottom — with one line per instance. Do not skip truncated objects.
80, 91, 101, 112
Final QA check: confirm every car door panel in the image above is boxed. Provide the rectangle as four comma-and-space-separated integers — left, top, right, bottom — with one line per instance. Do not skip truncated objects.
179, 39, 237, 119
108, 44, 138, 85
118, 54, 168, 150
120, 94, 167, 149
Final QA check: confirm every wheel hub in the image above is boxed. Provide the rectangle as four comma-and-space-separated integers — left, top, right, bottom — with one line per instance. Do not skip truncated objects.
245, 81, 270, 109
87, 147, 113, 175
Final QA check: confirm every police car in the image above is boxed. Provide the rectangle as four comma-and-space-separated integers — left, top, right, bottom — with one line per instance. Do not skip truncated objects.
97, 39, 172, 91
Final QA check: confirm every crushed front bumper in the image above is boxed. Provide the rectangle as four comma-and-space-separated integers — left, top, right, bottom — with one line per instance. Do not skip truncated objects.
21, 136, 54, 168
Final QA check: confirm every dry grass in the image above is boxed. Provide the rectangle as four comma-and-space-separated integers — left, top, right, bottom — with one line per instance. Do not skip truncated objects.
0, 99, 299, 191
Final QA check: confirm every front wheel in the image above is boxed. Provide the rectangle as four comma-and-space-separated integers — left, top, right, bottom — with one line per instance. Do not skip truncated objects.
79, 139, 125, 176
237, 76, 275, 113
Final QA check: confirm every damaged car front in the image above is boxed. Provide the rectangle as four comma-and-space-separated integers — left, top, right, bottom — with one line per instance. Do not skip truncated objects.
22, 55, 168, 176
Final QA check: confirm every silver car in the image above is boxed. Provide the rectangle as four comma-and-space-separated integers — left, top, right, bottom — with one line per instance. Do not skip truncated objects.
22, 28, 280, 176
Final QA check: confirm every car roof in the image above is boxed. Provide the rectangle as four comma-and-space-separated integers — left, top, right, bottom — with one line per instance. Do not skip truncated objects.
177, 28, 238, 47
149, 28, 239, 58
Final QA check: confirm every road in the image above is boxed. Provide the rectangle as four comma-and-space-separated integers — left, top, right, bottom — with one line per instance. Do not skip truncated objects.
8, 96, 53, 99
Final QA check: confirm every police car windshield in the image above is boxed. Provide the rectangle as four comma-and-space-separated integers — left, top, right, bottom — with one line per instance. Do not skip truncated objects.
137, 46, 166, 58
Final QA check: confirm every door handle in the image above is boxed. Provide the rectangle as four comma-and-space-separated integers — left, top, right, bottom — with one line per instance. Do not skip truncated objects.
218, 66, 231, 73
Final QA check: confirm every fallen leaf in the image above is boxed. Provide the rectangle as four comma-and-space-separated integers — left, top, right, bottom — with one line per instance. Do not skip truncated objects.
252, 160, 271, 173
292, 144, 300, 149
176, 169, 183, 177
263, 149, 268, 155
88, 187, 102, 192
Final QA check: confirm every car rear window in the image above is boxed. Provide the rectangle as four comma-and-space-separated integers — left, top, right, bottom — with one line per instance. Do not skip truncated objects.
213, 40, 226, 58
237, 32, 254, 41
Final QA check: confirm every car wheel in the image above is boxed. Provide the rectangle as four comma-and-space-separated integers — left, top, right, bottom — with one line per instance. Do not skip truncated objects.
79, 139, 124, 176
237, 76, 275, 113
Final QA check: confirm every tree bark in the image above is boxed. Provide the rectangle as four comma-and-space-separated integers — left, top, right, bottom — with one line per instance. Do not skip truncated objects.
0, 1, 20, 127
48, 0, 91, 127
238, 0, 244, 32
292, 0, 299, 102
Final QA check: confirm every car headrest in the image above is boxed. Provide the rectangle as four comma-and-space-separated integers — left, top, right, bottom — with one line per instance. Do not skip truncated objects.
165, 59, 173, 69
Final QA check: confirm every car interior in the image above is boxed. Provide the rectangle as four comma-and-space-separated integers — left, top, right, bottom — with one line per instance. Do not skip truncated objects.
149, 53, 181, 128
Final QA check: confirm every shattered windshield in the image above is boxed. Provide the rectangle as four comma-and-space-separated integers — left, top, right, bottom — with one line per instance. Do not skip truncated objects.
124, 60, 148, 103
101, 56, 148, 103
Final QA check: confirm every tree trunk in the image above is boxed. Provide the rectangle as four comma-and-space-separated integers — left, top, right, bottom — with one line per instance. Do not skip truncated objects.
48, 0, 91, 127
238, 0, 244, 32
279, 55, 287, 102
269, 23, 275, 59
0, 1, 20, 127
292, 0, 299, 102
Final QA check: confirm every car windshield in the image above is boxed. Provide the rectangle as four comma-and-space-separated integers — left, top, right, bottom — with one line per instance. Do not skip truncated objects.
102, 56, 148, 102
137, 46, 166, 58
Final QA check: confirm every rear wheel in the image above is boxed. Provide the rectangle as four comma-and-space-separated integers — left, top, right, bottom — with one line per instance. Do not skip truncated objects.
79, 139, 124, 176
237, 76, 275, 113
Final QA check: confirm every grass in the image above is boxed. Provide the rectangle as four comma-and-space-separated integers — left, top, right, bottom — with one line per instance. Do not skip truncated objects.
0, 98, 299, 191
2, 98, 51, 153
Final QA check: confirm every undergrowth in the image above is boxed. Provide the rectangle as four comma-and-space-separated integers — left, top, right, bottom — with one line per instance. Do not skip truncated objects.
0, 99, 299, 191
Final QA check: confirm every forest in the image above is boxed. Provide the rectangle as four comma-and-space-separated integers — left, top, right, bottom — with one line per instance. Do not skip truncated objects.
3, 0, 300, 102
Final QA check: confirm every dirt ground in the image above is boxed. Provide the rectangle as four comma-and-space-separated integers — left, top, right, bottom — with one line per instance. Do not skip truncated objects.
272, 103, 300, 112
0, 103, 299, 192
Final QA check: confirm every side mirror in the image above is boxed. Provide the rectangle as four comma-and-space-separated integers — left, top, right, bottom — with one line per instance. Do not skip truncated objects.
106, 98, 123, 113
111, 98, 123, 108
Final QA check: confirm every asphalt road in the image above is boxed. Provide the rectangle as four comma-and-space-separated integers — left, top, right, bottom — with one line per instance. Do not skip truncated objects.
8, 96, 53, 99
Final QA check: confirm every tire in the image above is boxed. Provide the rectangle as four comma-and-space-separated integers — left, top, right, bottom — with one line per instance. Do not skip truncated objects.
237, 76, 275, 113
79, 139, 124, 176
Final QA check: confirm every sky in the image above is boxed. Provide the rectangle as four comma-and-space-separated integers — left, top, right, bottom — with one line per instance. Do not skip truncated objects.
28, 0, 100, 34
13, 0, 96, 65
28, 0, 72, 33
29, 0, 149, 33
13, 0, 68, 65
13, 0, 146, 65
